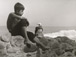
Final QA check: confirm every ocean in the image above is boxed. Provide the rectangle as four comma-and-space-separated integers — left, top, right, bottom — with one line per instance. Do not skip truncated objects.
0, 26, 76, 35
28, 26, 76, 34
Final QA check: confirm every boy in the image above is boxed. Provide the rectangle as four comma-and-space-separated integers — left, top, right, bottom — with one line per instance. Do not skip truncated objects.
7, 2, 31, 43
7, 2, 49, 51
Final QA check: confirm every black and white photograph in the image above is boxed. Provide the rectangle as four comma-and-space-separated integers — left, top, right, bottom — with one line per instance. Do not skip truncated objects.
0, 0, 76, 57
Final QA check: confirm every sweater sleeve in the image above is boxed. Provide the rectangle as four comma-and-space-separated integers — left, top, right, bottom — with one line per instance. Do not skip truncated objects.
19, 19, 29, 27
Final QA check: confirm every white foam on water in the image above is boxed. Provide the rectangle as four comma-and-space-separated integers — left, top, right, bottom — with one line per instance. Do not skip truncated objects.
44, 30, 76, 40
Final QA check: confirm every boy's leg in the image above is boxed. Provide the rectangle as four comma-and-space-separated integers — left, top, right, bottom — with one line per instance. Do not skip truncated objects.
34, 37, 49, 51
21, 26, 30, 42
19, 19, 32, 43
21, 26, 33, 48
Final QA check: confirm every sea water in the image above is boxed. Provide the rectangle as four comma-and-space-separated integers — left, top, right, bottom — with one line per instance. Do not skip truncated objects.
0, 26, 76, 35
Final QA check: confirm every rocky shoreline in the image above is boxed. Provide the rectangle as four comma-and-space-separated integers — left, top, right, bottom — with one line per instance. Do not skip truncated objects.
0, 30, 76, 57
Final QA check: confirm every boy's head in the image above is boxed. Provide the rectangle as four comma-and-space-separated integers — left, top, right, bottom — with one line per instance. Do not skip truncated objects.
14, 2, 25, 16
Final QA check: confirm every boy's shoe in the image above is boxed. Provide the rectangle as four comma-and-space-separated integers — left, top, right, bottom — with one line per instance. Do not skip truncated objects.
26, 43, 31, 48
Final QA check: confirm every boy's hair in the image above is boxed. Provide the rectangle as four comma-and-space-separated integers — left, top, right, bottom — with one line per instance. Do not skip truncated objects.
14, 2, 25, 12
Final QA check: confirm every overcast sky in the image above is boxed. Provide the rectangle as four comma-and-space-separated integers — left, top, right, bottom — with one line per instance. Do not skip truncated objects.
0, 0, 76, 26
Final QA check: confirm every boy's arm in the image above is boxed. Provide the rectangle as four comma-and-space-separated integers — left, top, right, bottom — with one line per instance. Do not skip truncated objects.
10, 13, 25, 19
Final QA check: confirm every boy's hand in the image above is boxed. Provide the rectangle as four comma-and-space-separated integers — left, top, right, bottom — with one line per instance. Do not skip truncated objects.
21, 17, 26, 19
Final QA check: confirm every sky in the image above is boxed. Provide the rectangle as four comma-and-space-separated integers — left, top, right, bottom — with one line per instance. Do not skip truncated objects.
0, 0, 76, 26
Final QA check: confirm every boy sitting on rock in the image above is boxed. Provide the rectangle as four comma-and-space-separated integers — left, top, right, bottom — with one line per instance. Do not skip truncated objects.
7, 2, 49, 51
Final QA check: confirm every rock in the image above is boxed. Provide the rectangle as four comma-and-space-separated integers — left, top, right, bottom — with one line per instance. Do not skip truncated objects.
23, 43, 38, 53
72, 49, 76, 56
11, 36, 25, 48
38, 37, 49, 46
60, 43, 73, 50
1, 35, 10, 42
62, 52, 74, 57
48, 38, 60, 50
0, 41, 7, 56
0, 37, 11, 56
55, 48, 65, 56
0, 33, 76, 57
7, 47, 20, 53
0, 41, 5, 49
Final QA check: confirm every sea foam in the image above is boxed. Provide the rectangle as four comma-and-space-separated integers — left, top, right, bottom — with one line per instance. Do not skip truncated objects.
44, 30, 76, 40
